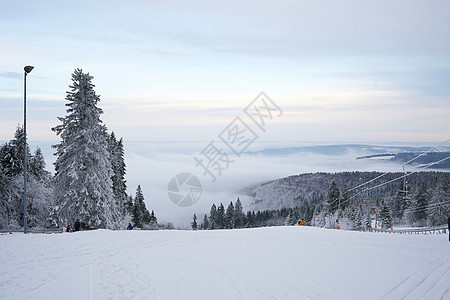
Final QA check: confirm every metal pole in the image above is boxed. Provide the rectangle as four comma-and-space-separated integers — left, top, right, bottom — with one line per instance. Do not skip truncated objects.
23, 70, 28, 234
23, 65, 33, 234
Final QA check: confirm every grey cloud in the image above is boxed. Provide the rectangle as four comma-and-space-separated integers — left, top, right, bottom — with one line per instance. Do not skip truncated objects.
154, 1, 450, 58
0, 72, 22, 80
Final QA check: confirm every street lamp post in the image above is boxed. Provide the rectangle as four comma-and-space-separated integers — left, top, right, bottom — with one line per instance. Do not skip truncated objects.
23, 65, 34, 234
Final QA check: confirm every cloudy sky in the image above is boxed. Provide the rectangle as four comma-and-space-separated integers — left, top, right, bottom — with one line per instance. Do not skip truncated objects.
2, 1, 450, 225
1, 0, 449, 144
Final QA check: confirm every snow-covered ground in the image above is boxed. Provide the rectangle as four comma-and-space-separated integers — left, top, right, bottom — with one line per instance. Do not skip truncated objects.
1, 226, 449, 300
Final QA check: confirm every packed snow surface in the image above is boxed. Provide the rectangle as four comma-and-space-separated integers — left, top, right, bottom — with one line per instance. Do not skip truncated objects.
1, 226, 449, 300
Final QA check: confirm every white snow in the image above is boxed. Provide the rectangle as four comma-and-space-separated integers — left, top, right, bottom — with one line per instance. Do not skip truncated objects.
1, 226, 449, 300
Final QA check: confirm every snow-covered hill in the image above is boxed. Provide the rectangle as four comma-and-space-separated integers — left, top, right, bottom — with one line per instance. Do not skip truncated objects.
1, 227, 449, 300
243, 171, 450, 213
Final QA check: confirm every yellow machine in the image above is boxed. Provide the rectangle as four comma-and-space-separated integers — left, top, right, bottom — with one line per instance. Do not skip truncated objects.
296, 219, 306, 226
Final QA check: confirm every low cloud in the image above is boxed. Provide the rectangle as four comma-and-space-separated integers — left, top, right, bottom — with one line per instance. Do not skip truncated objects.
25, 140, 443, 228
122, 142, 426, 227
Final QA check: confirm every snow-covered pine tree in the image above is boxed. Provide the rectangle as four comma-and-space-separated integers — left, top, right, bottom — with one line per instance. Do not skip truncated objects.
225, 201, 235, 229
107, 132, 127, 217
29, 148, 48, 180
131, 185, 154, 229
379, 200, 393, 229
209, 204, 217, 230
52, 69, 121, 229
132, 185, 146, 228
0, 127, 54, 229
1, 126, 30, 177
131, 200, 143, 228
202, 214, 209, 230
233, 197, 244, 228
216, 203, 225, 229
191, 214, 198, 230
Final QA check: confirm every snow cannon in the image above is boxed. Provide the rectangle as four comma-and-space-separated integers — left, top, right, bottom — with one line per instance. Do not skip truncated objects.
296, 219, 306, 226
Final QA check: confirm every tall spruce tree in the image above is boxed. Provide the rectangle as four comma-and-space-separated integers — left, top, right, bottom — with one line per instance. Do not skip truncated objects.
132, 185, 151, 228
52, 69, 121, 229
191, 214, 198, 230
216, 203, 225, 229
29, 147, 48, 181
234, 198, 244, 228
379, 201, 393, 229
225, 201, 235, 229
202, 214, 209, 230
108, 132, 127, 216
209, 204, 217, 229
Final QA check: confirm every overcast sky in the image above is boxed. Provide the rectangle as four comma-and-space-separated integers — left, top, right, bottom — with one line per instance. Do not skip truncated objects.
1, 0, 449, 144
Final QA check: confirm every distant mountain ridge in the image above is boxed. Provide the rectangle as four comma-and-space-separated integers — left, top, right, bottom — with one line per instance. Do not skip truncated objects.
247, 144, 450, 169
246, 144, 450, 156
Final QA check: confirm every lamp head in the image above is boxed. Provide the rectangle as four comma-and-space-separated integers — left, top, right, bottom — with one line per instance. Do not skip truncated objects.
24, 66, 34, 74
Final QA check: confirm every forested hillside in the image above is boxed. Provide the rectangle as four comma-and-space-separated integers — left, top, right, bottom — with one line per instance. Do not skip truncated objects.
242, 171, 449, 229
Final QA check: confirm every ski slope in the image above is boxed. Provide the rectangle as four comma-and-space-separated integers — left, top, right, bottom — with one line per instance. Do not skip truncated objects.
1, 226, 449, 300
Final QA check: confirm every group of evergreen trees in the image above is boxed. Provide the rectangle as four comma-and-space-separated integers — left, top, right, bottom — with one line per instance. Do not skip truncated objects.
312, 175, 450, 230
193, 198, 315, 230
199, 198, 244, 230
126, 185, 157, 229
0, 127, 53, 229
0, 69, 155, 230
